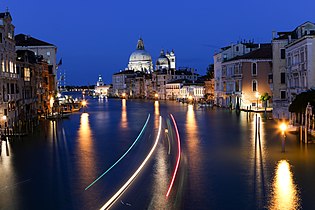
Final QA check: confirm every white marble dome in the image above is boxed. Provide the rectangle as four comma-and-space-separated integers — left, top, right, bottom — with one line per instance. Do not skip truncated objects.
128, 38, 153, 73
129, 50, 152, 62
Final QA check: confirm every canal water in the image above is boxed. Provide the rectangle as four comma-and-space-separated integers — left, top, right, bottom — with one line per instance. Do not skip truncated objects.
0, 96, 315, 209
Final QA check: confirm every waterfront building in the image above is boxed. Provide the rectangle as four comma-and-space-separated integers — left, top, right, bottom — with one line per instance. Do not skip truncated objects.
35, 56, 50, 115
165, 78, 204, 101
166, 79, 182, 100
112, 70, 135, 97
112, 38, 180, 99
16, 50, 41, 127
214, 41, 263, 107
0, 11, 19, 132
219, 44, 272, 109
179, 82, 205, 101
204, 79, 215, 103
152, 69, 170, 99
15, 33, 58, 92
271, 31, 289, 119
94, 75, 110, 96
272, 21, 315, 119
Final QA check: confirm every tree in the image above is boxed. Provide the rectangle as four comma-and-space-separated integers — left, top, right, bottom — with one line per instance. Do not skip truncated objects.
260, 92, 271, 116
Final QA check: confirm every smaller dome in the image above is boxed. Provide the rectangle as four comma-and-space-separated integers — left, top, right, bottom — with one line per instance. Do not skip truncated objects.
156, 50, 169, 65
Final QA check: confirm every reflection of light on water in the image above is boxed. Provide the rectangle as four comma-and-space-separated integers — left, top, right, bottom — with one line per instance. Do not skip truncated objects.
121, 99, 127, 128
100, 116, 162, 210
251, 113, 267, 208
269, 160, 300, 210
0, 140, 19, 209
148, 100, 170, 208
154, 101, 159, 129
186, 104, 201, 183
77, 113, 96, 182
186, 105, 197, 142
149, 141, 169, 209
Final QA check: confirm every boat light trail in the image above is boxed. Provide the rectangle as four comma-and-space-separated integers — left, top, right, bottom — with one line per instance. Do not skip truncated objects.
100, 116, 162, 210
166, 114, 181, 197
85, 114, 151, 191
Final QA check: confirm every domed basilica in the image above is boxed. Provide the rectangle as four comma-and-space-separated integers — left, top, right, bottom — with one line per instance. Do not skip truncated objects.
128, 38, 175, 73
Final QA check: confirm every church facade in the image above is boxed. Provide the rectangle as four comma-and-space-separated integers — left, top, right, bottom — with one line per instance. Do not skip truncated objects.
127, 38, 175, 73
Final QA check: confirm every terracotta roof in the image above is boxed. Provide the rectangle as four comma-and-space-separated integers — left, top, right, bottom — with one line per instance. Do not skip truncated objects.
224, 44, 272, 62
15, 34, 55, 46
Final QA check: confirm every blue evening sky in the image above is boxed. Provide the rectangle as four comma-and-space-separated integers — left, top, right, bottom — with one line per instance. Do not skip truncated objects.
1, 0, 314, 85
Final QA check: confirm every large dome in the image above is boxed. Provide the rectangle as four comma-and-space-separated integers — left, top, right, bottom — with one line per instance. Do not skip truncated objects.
128, 38, 153, 73
129, 50, 152, 62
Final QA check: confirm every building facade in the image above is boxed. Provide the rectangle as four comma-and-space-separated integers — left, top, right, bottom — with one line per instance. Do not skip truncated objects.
214, 42, 263, 107
272, 21, 315, 119
218, 45, 272, 109
0, 11, 20, 132
15, 33, 58, 93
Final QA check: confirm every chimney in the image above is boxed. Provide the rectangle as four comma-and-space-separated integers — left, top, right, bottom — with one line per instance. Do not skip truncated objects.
288, 35, 292, 43
272, 31, 276, 39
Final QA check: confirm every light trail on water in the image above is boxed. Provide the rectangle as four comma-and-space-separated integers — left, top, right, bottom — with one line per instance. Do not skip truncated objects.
85, 114, 151, 191
166, 114, 181, 197
100, 116, 162, 210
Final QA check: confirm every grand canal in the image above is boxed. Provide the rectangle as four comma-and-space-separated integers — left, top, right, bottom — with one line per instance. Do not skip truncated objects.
1, 96, 315, 209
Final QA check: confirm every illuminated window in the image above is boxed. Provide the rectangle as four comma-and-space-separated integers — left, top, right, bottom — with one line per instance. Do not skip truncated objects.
9, 61, 14, 73
24, 67, 30, 81
47, 52, 51, 56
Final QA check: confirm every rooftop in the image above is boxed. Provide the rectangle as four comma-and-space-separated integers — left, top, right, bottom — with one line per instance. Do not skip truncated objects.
15, 34, 55, 46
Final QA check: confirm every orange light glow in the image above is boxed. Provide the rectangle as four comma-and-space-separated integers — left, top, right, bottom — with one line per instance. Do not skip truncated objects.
268, 160, 300, 210
81, 100, 87, 107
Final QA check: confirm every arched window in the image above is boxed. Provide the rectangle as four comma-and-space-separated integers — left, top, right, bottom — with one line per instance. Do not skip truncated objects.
252, 63, 257, 75
252, 80, 257, 92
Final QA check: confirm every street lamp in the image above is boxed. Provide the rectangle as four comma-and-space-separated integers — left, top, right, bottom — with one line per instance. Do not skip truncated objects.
154, 93, 158, 100
122, 92, 126, 99
81, 100, 87, 112
255, 92, 260, 110
280, 122, 287, 153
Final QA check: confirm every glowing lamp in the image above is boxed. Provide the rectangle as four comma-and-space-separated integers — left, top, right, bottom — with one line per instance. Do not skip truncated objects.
280, 123, 287, 134
82, 100, 87, 107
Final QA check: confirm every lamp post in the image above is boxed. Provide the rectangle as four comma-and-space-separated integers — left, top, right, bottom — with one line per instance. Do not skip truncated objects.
154, 93, 158, 100
280, 122, 287, 153
255, 92, 259, 111
122, 92, 126, 99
